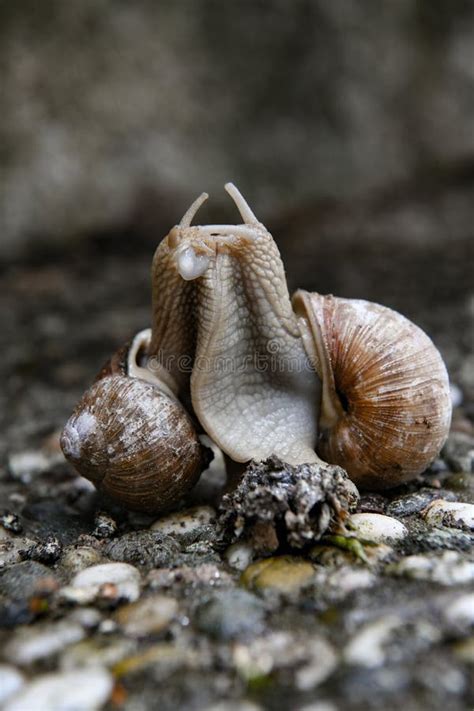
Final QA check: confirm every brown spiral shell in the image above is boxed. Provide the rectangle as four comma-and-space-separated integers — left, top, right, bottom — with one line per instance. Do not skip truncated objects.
60, 333, 207, 514
293, 291, 452, 489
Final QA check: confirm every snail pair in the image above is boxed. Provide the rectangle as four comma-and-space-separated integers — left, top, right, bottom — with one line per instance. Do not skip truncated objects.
61, 184, 452, 513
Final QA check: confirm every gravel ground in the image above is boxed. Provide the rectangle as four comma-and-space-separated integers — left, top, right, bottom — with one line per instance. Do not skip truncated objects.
0, 196, 473, 711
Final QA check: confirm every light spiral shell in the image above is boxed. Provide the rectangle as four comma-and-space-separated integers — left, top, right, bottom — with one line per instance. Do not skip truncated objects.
294, 291, 452, 489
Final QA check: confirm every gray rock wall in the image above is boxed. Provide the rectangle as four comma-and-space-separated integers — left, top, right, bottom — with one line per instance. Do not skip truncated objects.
1, 1, 474, 256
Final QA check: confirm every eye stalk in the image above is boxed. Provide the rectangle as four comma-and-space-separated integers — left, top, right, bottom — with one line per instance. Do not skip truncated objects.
169, 183, 264, 281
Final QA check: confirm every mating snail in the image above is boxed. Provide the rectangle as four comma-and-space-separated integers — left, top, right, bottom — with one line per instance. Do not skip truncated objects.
61, 184, 452, 512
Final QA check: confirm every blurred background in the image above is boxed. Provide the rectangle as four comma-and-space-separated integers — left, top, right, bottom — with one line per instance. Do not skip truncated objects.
1, 0, 473, 458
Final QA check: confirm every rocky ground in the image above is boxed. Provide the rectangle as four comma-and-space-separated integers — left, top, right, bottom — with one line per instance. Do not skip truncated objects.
0, 203, 473, 711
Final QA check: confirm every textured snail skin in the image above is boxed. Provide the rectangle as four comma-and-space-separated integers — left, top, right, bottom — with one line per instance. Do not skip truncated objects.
149, 185, 320, 465
293, 292, 452, 489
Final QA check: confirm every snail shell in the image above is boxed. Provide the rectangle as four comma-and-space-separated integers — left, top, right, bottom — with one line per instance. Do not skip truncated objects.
60, 330, 207, 514
293, 291, 452, 489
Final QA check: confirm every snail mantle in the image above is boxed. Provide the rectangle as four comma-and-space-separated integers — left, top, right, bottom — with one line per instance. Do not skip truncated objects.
61, 183, 452, 520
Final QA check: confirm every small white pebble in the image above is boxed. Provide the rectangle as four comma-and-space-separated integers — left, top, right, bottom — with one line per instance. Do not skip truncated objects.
4, 668, 113, 711
5, 622, 85, 666
348, 513, 408, 543
65, 563, 141, 604
225, 541, 254, 571
151, 505, 215, 536
0, 666, 25, 705
344, 616, 401, 668
444, 593, 474, 627
423, 500, 474, 531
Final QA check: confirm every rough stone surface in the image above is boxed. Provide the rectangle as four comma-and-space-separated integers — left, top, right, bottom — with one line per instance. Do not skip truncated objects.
218, 457, 359, 550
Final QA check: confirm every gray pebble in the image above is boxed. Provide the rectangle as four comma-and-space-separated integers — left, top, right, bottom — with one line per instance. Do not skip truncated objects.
442, 432, 474, 473
0, 561, 58, 599
104, 531, 180, 568
387, 489, 457, 517
195, 589, 265, 640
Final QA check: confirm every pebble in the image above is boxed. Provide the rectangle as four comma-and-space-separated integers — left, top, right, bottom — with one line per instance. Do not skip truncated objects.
444, 593, 474, 627
0, 665, 25, 705
344, 616, 441, 668
0, 538, 36, 568
344, 616, 402, 668
3, 668, 113, 711
310, 541, 393, 568
63, 563, 141, 604
224, 542, 254, 571
60, 637, 136, 671
445, 471, 474, 491
0, 511, 23, 534
5, 620, 85, 665
0, 561, 58, 599
69, 607, 103, 630
104, 531, 180, 569
7, 450, 63, 484
205, 703, 263, 711
233, 632, 337, 690
318, 566, 377, 598
347, 513, 408, 543
422, 500, 474, 530
241, 556, 315, 595
151, 506, 216, 545
92, 511, 118, 539
295, 637, 338, 691
115, 595, 178, 637
417, 527, 473, 552
357, 493, 387, 514
442, 432, 474, 473
147, 564, 233, 590
195, 588, 266, 640
387, 551, 474, 585
25, 536, 63, 564
386, 489, 456, 518
61, 545, 103, 573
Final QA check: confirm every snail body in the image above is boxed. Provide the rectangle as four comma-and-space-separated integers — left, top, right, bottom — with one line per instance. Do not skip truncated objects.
61, 184, 452, 509
149, 184, 320, 465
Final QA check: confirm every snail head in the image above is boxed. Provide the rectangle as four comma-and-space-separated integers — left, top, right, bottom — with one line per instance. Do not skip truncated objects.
167, 183, 266, 281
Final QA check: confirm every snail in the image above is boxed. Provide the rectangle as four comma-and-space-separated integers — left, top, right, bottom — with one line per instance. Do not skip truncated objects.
61, 183, 452, 511
60, 330, 209, 514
